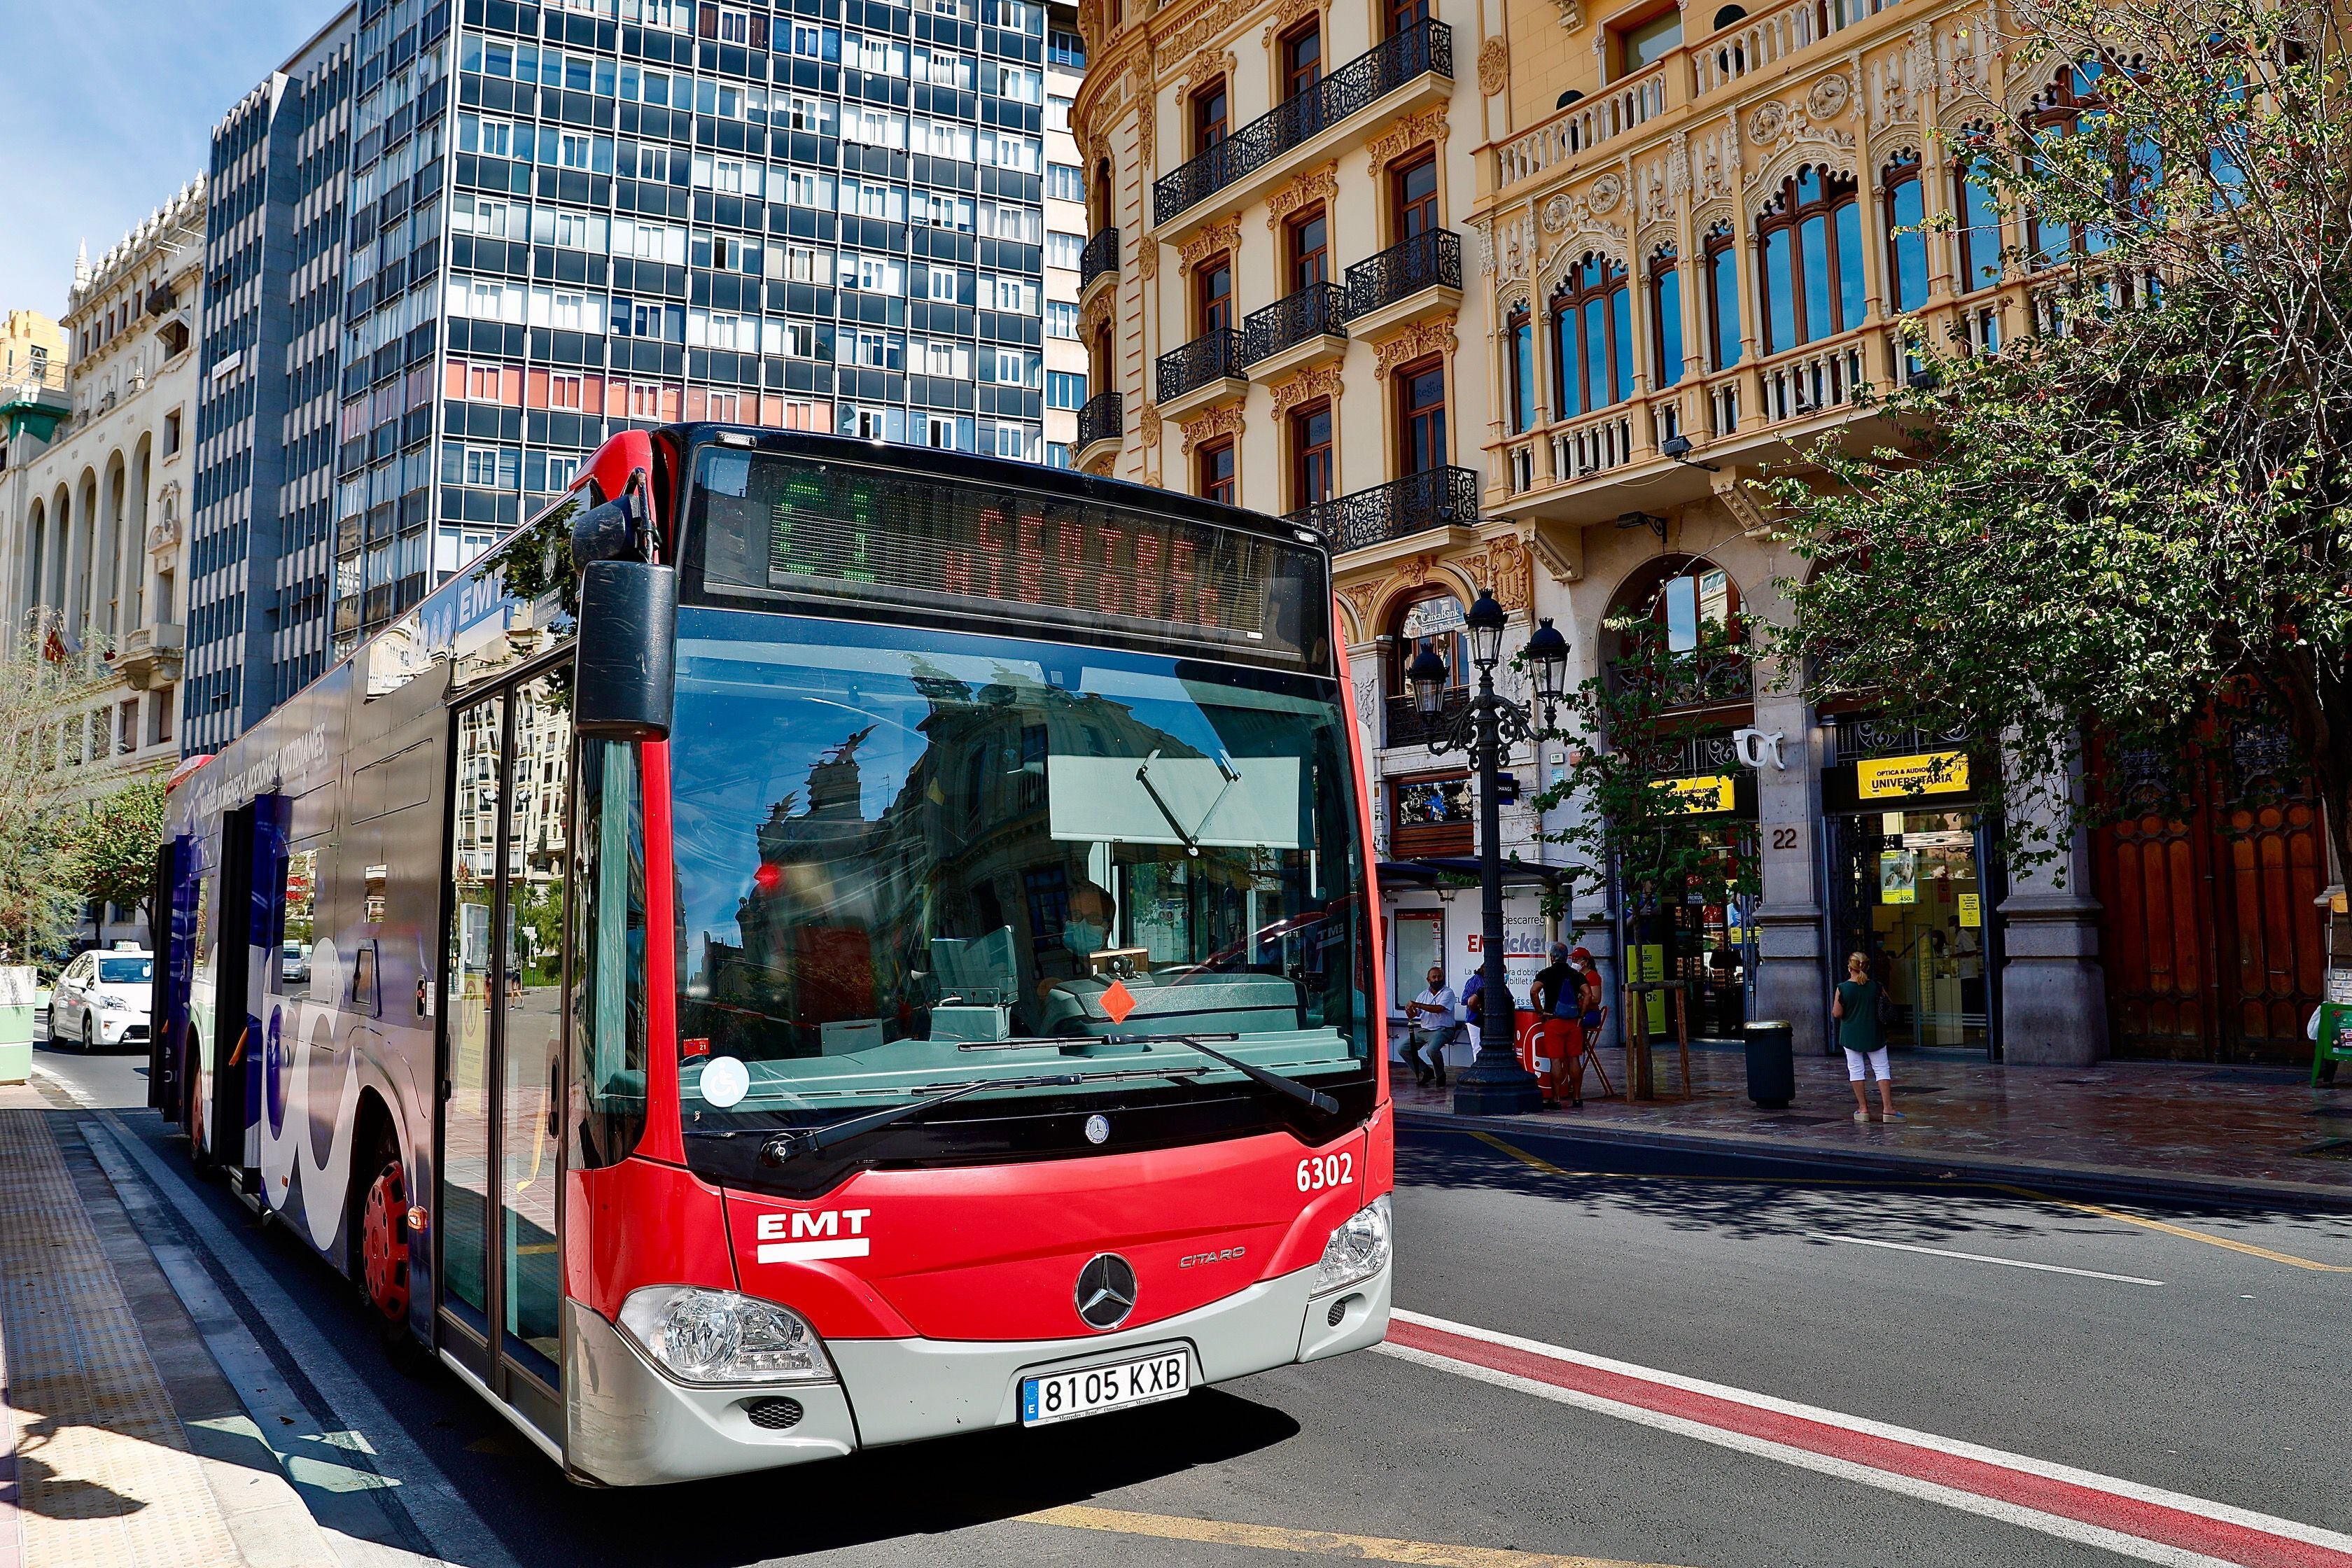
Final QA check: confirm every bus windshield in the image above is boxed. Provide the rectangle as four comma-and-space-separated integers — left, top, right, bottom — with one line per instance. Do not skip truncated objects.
669, 605, 1373, 1146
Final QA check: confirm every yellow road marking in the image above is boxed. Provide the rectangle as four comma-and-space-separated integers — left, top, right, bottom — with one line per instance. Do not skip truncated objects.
1471, 1130, 1566, 1175
1443, 1129, 2352, 1273
1995, 1186, 2352, 1273
1020, 1505, 1694, 1567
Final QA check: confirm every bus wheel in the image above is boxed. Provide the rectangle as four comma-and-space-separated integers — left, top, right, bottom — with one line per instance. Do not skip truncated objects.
360, 1153, 412, 1329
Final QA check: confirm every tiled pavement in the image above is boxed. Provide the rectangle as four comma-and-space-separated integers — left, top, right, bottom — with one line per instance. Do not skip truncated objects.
1392, 1040, 2352, 1206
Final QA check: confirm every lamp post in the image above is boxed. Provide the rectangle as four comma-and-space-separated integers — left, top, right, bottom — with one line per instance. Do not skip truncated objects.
1408, 592, 1572, 1116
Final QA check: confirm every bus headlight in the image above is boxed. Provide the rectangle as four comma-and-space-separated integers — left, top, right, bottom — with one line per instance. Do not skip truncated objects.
617, 1286, 835, 1385
1311, 1195, 1391, 1295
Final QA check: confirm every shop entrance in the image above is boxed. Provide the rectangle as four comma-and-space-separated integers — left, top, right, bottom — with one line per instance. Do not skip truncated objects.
1827, 808, 1998, 1056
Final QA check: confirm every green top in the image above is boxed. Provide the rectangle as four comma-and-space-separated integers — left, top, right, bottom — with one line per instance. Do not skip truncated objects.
1837, 979, 1883, 1052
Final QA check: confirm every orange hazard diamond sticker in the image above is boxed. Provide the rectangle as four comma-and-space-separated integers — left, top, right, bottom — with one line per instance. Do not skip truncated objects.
1100, 979, 1138, 1025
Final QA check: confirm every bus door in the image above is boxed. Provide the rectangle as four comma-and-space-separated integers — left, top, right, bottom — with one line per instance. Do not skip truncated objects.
206, 803, 260, 1191
438, 669, 570, 1445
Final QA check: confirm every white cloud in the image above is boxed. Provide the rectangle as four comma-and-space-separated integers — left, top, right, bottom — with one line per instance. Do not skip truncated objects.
0, 1, 323, 318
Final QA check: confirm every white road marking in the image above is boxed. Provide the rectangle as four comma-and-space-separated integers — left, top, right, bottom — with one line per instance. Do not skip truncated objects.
1808, 1231, 2166, 1286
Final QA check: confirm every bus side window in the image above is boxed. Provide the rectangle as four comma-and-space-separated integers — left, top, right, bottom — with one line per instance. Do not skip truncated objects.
570, 738, 648, 1168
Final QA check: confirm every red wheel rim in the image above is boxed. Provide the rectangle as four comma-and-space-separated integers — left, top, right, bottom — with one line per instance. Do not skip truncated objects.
361, 1158, 410, 1322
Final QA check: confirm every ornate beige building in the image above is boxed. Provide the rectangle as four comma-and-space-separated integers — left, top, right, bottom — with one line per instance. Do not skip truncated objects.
0, 180, 209, 947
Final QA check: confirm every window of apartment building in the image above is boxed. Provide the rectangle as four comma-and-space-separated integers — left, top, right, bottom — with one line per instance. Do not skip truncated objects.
1704, 221, 1742, 368
1398, 357, 1447, 474
1506, 307, 1535, 433
1281, 21, 1322, 99
1047, 163, 1085, 202
1046, 95, 1072, 133
1954, 158, 2004, 293
1045, 300, 1079, 338
1552, 253, 1632, 417
1196, 253, 1234, 334
1192, 79, 1228, 156
118, 699, 140, 757
1385, 0, 1431, 36
1287, 207, 1329, 290
1289, 401, 1334, 510
1045, 441, 1072, 468
150, 687, 174, 747
1048, 28, 1086, 69
1392, 152, 1438, 241
1756, 164, 1863, 355
164, 408, 183, 454
1884, 155, 1930, 313
1650, 244, 1686, 388
1046, 370, 1088, 410
1048, 232, 1084, 270
549, 373, 585, 410
1198, 438, 1236, 504
1616, 7, 1684, 76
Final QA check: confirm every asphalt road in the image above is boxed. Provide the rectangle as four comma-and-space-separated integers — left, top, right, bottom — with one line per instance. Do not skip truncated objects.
29, 1044, 2352, 1568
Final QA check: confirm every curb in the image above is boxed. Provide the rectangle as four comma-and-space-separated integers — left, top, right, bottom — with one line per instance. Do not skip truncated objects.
1396, 1106, 2352, 1213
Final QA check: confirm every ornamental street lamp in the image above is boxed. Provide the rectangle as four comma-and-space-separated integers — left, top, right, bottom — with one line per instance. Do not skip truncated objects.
1410, 592, 1571, 1116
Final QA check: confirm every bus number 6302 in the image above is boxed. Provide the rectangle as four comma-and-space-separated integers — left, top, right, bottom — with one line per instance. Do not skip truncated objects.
1296, 1152, 1353, 1192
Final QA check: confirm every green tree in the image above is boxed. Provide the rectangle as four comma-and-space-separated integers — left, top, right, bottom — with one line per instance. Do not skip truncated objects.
0, 612, 122, 967
1530, 618, 1763, 923
75, 775, 168, 923
1772, 0, 2352, 881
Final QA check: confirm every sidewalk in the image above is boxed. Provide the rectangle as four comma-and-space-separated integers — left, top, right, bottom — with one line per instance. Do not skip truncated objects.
1394, 1042, 2352, 1210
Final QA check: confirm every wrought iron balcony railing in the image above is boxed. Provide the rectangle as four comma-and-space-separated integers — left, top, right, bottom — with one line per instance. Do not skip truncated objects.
1153, 19, 1452, 227
1155, 329, 1244, 405
1344, 228, 1462, 319
1074, 389, 1123, 450
1288, 465, 1481, 553
1384, 688, 1474, 751
1079, 227, 1119, 289
1240, 281, 1348, 366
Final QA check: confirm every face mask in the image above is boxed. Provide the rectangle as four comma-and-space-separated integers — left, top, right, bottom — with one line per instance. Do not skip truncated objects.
1064, 918, 1105, 957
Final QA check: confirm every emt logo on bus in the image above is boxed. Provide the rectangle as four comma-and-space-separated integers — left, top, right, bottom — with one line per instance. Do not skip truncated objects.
755, 1209, 873, 1264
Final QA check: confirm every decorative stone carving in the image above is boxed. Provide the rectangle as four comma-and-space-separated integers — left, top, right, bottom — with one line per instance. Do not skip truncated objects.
1179, 48, 1238, 96
1154, 0, 1253, 71
1493, 210, 1534, 282
1265, 161, 1338, 231
1138, 239, 1160, 280
1477, 36, 1510, 97
1177, 215, 1241, 272
1338, 581, 1382, 639
1363, 106, 1449, 179
1079, 283, 1116, 338
1527, 526, 1581, 584
1714, 472, 1777, 538
1487, 534, 1534, 611
1135, 105, 1155, 170
1587, 171, 1625, 216
1180, 402, 1245, 454
1549, 0, 1583, 27
1744, 104, 1858, 188
1269, 361, 1345, 417
1372, 316, 1458, 379
1747, 100, 1788, 145
1259, 0, 1323, 48
1536, 191, 1628, 274
1140, 401, 1163, 447
1806, 71, 1852, 121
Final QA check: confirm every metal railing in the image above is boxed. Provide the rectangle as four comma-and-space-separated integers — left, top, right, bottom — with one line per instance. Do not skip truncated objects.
1153, 20, 1452, 227
1240, 282, 1348, 366
1344, 229, 1462, 319
1155, 329, 1244, 404
1384, 688, 1473, 750
1289, 465, 1480, 553
1074, 389, 1123, 450
1079, 227, 1119, 289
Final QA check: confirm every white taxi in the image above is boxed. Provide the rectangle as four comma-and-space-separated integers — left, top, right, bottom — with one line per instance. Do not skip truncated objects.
48, 947, 154, 1053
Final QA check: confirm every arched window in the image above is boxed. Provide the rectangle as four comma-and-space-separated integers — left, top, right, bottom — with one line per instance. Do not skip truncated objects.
1710, 4, 1747, 24
1550, 253, 1632, 419
1703, 221, 1742, 370
1555, 88, 1584, 110
1506, 304, 1535, 433
1882, 153, 1929, 314
1755, 165, 1863, 355
1390, 591, 1468, 699
1649, 244, 1685, 389
1952, 133, 2005, 292
1606, 555, 1749, 708
2023, 59, 2158, 267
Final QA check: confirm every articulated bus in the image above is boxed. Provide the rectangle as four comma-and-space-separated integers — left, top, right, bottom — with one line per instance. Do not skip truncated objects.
150, 428, 1393, 1484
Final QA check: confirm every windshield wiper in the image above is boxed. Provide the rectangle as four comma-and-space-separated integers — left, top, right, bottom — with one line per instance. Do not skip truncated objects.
750, 1068, 1208, 1166
1134, 748, 1242, 856
1105, 1031, 1343, 1116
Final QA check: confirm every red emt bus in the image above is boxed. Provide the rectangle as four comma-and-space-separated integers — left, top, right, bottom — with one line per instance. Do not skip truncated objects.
150, 428, 1393, 1485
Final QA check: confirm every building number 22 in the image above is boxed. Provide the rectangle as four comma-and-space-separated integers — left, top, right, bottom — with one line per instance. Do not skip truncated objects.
1296, 1153, 1353, 1192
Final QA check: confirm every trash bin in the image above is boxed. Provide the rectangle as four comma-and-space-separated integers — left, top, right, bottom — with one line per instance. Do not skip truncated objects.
1743, 1020, 1795, 1109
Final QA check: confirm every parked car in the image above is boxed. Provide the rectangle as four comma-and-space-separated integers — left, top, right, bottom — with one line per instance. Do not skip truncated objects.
48, 948, 155, 1053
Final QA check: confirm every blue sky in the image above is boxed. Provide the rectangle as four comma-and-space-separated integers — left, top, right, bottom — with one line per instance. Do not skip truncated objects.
0, 1, 327, 318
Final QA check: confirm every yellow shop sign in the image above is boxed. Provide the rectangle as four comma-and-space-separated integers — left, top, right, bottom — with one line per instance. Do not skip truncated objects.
1858, 750, 1970, 800
1653, 774, 1737, 814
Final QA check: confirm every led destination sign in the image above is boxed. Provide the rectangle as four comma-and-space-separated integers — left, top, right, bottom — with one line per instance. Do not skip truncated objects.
689, 448, 1323, 664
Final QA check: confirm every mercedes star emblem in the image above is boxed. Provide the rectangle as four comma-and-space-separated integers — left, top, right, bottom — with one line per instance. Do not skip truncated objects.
1074, 1253, 1138, 1329
1083, 1114, 1110, 1145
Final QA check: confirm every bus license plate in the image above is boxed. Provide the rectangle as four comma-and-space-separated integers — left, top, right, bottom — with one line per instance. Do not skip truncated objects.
1021, 1352, 1189, 1427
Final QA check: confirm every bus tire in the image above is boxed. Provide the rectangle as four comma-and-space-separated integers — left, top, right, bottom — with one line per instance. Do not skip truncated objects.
357, 1131, 415, 1352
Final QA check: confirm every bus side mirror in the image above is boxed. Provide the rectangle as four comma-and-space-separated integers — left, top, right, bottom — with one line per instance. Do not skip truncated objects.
570, 495, 640, 568
575, 561, 676, 741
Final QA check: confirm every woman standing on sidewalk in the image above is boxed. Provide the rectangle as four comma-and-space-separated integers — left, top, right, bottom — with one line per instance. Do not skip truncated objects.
1831, 951, 1903, 1124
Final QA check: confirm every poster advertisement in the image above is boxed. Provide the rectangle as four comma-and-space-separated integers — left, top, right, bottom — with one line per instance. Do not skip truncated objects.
1879, 850, 1919, 905
1956, 892, 1982, 928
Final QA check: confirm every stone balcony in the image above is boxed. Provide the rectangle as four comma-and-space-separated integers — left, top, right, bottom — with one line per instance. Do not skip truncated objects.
115, 622, 184, 692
